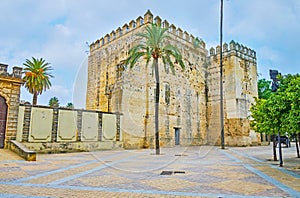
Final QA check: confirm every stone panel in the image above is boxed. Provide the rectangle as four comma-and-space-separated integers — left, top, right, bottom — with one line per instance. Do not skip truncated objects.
57, 110, 77, 142
81, 112, 98, 141
16, 106, 25, 141
102, 114, 116, 141
29, 107, 52, 142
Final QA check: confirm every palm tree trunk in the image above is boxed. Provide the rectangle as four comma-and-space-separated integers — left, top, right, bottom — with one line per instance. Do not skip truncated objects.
154, 58, 160, 155
32, 92, 38, 106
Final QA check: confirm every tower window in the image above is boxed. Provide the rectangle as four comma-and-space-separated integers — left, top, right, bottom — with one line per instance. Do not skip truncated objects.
165, 84, 170, 105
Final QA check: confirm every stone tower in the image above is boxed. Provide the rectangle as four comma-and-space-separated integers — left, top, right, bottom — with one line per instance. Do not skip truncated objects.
86, 10, 260, 148
207, 41, 259, 146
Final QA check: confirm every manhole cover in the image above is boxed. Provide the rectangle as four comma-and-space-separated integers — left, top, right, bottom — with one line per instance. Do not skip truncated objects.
160, 171, 173, 175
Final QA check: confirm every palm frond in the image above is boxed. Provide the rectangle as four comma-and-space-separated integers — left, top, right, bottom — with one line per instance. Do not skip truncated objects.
126, 22, 185, 75
23, 57, 54, 96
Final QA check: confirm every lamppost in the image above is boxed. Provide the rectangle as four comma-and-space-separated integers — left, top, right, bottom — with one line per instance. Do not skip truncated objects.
270, 69, 283, 167
220, 0, 225, 149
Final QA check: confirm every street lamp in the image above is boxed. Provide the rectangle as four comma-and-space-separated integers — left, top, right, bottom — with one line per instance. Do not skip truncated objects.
220, 0, 225, 149
269, 69, 283, 167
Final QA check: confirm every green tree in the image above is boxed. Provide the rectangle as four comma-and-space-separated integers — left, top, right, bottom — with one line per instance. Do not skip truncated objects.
66, 102, 74, 109
23, 57, 54, 105
258, 78, 272, 99
193, 37, 201, 48
49, 97, 59, 107
251, 74, 300, 159
126, 23, 185, 155
277, 74, 300, 134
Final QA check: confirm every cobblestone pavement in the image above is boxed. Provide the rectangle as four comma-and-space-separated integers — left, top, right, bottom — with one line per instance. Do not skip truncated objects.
0, 144, 299, 198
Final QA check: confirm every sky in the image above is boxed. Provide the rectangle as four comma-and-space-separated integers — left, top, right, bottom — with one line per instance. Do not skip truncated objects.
1, 0, 300, 108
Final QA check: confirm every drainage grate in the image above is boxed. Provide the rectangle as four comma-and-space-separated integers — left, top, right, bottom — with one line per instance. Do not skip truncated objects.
175, 154, 187, 156
160, 170, 186, 175
174, 171, 185, 174
160, 171, 173, 175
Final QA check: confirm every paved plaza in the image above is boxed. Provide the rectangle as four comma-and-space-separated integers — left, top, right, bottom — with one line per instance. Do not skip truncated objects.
0, 144, 299, 198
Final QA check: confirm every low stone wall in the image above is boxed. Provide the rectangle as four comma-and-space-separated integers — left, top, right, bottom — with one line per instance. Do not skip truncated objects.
21, 141, 123, 153
9, 140, 36, 161
16, 104, 123, 153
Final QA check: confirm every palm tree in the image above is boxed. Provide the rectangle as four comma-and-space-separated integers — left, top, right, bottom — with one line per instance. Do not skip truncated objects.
49, 97, 59, 107
126, 23, 185, 155
66, 102, 74, 109
23, 57, 54, 105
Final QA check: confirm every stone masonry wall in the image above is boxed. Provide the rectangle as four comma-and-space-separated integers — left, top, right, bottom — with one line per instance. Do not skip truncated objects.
87, 11, 260, 148
207, 41, 260, 146
0, 64, 23, 148
86, 10, 208, 148
16, 104, 122, 153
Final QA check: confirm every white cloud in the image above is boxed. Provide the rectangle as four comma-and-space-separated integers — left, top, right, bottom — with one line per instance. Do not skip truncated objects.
2, 0, 300, 108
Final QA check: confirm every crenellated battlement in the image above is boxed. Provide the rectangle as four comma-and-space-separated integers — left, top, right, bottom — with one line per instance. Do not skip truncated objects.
89, 10, 206, 52
0, 63, 22, 79
209, 40, 256, 61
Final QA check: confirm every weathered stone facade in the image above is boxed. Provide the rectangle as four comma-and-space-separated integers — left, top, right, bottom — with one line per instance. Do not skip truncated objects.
0, 64, 23, 148
86, 10, 260, 148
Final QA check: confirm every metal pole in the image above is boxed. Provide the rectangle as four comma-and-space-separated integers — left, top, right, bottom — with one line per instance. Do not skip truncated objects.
220, 0, 225, 149
278, 134, 283, 167
270, 69, 283, 166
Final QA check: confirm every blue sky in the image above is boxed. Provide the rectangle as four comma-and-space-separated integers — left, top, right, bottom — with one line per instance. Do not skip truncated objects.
1, 0, 300, 108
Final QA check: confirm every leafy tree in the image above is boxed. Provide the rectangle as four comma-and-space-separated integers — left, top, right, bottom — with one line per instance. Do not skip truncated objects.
126, 23, 185, 155
193, 37, 201, 48
277, 74, 300, 134
66, 102, 74, 109
258, 78, 272, 99
49, 97, 59, 108
23, 57, 54, 105
251, 74, 300, 160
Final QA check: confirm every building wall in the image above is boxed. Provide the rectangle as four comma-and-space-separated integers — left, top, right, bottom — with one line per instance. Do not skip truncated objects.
0, 64, 23, 148
87, 11, 209, 148
86, 10, 260, 148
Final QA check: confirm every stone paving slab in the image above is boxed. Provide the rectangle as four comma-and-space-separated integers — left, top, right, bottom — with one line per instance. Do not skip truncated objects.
0, 144, 299, 197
